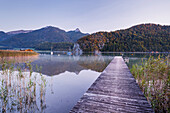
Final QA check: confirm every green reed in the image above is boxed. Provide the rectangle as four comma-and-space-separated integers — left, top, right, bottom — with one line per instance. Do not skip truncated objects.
0, 60, 47, 112
130, 55, 169, 113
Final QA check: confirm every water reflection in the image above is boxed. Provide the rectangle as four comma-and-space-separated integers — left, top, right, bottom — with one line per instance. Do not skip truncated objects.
0, 69, 100, 113
0, 54, 112, 76
122, 53, 169, 68
77, 55, 112, 72
0, 55, 39, 64
0, 52, 169, 112
31, 55, 113, 75
45, 70, 100, 113
0, 71, 46, 113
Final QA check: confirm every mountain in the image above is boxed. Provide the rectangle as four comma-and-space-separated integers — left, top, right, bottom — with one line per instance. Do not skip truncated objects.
74, 28, 81, 32
0, 26, 88, 48
7, 30, 33, 36
0, 31, 10, 41
67, 28, 88, 42
77, 24, 170, 52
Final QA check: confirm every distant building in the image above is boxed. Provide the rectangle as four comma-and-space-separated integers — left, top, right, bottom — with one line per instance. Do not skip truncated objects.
25, 49, 34, 52
20, 49, 34, 52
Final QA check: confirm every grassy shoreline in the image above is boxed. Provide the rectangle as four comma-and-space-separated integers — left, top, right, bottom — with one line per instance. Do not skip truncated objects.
130, 56, 169, 113
0, 50, 39, 57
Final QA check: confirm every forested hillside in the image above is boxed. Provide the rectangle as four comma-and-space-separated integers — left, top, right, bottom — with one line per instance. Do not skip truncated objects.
35, 42, 74, 51
78, 24, 170, 52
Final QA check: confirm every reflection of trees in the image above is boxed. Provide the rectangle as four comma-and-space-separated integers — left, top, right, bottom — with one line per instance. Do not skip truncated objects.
77, 56, 113, 72
124, 53, 169, 69
126, 58, 145, 69
0, 56, 39, 64
0, 62, 46, 112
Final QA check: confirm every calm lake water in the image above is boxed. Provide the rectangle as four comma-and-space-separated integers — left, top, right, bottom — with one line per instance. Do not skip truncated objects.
0, 52, 169, 113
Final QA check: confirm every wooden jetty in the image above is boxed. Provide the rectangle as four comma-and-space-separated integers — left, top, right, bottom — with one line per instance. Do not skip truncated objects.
70, 56, 153, 113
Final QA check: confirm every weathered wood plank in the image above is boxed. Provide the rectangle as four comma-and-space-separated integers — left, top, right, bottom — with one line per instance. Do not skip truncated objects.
70, 56, 153, 113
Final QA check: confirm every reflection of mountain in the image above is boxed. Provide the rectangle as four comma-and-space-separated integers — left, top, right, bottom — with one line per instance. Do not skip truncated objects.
31, 56, 85, 75
44, 69, 100, 113
31, 55, 113, 75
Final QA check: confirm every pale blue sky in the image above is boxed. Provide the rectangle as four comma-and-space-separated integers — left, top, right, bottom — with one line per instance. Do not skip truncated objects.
0, 0, 170, 33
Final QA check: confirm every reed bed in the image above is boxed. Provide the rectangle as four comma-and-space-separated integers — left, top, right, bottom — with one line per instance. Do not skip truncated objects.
130, 55, 170, 113
0, 50, 39, 57
0, 60, 46, 112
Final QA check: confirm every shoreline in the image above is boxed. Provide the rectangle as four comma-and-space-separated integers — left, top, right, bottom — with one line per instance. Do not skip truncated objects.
0, 50, 39, 57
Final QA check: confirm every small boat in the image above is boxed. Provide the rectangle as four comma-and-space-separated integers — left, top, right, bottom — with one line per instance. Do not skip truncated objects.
67, 52, 72, 56
67, 47, 72, 56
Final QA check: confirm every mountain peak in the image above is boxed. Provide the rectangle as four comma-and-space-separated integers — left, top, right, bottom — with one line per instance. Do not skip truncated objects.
74, 28, 81, 32
39, 26, 66, 32
43, 26, 55, 29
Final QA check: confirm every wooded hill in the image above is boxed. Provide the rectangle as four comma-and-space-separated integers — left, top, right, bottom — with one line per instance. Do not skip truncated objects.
77, 24, 170, 52
35, 42, 74, 51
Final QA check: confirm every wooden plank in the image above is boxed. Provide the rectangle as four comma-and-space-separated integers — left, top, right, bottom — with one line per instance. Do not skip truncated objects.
70, 56, 153, 113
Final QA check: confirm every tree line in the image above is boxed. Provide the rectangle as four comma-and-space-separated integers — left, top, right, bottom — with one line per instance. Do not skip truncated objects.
77, 24, 170, 52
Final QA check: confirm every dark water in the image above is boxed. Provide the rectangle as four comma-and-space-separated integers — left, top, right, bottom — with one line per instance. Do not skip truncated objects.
0, 52, 169, 113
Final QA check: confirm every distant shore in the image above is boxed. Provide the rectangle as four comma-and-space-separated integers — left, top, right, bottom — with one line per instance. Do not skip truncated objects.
0, 50, 39, 57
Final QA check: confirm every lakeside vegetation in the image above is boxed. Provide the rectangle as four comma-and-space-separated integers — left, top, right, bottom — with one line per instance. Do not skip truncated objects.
0, 50, 39, 57
130, 56, 169, 113
0, 60, 46, 112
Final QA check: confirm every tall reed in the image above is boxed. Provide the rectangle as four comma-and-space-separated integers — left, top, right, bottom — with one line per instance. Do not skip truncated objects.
0, 60, 46, 112
130, 55, 169, 113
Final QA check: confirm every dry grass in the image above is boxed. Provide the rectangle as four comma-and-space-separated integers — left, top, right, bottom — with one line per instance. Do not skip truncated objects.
0, 50, 39, 57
